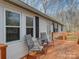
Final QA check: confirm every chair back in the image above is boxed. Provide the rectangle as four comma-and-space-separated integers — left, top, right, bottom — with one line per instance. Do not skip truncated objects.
25, 34, 34, 50
40, 32, 48, 44
32, 37, 41, 49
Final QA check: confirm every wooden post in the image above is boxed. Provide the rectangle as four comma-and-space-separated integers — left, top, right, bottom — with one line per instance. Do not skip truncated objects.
63, 33, 65, 40
0, 44, 7, 59
63, 33, 66, 40
77, 36, 79, 44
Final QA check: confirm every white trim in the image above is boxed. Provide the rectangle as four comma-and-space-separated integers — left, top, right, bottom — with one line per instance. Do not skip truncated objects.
4, 8, 21, 43
6, 26, 20, 28
26, 26, 33, 28
33, 17, 36, 38
2, 6, 5, 43
4, 8, 6, 43
4, 8, 21, 14
26, 14, 34, 18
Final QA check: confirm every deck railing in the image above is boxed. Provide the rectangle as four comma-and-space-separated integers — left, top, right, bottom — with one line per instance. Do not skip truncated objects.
52, 32, 66, 40
52, 32, 79, 41
0, 44, 7, 59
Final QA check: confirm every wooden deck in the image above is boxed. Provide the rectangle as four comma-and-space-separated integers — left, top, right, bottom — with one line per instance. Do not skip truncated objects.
40, 40, 79, 59
23, 40, 79, 59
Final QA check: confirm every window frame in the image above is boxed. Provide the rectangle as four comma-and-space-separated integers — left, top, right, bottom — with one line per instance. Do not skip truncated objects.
26, 16, 33, 28
54, 23, 58, 32
26, 15, 36, 37
4, 9, 21, 43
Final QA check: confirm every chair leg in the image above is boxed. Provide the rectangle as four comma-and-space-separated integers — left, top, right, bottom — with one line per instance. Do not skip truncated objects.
43, 47, 48, 55
27, 54, 29, 59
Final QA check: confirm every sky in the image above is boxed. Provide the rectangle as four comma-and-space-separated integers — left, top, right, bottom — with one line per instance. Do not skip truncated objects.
21, 0, 79, 16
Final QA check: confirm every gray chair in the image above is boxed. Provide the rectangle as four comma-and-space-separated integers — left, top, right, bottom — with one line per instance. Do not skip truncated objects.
40, 32, 54, 47
40, 32, 49, 45
25, 34, 43, 53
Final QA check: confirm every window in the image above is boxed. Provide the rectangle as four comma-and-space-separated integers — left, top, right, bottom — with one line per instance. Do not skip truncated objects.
53, 23, 58, 32
56, 23, 58, 32
61, 25, 63, 31
53, 23, 55, 32
35, 16, 39, 38
57, 24, 58, 32
26, 16, 33, 36
6, 11, 20, 42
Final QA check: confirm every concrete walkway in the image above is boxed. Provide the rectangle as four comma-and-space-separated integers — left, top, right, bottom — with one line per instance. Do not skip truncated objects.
40, 40, 79, 59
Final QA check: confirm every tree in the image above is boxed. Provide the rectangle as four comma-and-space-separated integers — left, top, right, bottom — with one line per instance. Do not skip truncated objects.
41, 0, 52, 13
56, 0, 79, 32
21, 0, 79, 31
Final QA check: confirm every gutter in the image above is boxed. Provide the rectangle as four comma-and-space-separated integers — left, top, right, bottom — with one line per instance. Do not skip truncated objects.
4, 0, 63, 26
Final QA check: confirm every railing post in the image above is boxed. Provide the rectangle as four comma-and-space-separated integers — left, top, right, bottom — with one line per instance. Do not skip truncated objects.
63, 32, 66, 40
0, 44, 7, 59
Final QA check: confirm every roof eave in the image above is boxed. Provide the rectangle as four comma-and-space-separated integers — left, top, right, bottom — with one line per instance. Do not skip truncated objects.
4, 0, 63, 25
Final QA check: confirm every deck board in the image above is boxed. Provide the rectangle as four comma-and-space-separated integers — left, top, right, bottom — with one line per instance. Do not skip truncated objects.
23, 40, 79, 59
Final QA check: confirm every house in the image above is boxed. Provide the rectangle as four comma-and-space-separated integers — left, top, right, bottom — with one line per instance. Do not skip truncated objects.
0, 0, 63, 59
